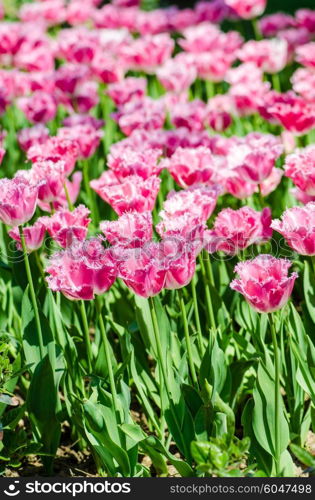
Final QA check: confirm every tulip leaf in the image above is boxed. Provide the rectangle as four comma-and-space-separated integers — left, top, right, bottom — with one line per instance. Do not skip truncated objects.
21, 286, 55, 372
290, 443, 315, 468
27, 355, 61, 474
252, 362, 290, 458
303, 261, 315, 323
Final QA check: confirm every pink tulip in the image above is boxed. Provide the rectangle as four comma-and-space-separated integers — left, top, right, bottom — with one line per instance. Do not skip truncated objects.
57, 27, 99, 64
291, 188, 315, 205
62, 114, 104, 130
180, 51, 235, 82
19, 0, 67, 26
266, 93, 315, 135
54, 63, 88, 95
226, 63, 270, 116
71, 80, 99, 114
156, 213, 205, 255
291, 68, 315, 103
162, 239, 197, 290
224, 0, 266, 20
29, 159, 66, 203
284, 145, 315, 195
170, 100, 206, 132
295, 42, 315, 69
206, 106, 232, 132
112, 0, 140, 6
259, 13, 296, 38
179, 23, 242, 54
17, 124, 50, 152
157, 59, 197, 93
224, 134, 283, 184
0, 22, 20, 56
57, 125, 102, 159
27, 137, 79, 175
66, 1, 94, 26
259, 90, 294, 123
230, 255, 298, 313
92, 4, 136, 30
18, 91, 57, 124
116, 242, 166, 297
38, 172, 82, 213
14, 37, 55, 73
195, 0, 229, 24
232, 144, 282, 183
225, 174, 257, 199
238, 39, 288, 74
135, 8, 171, 35
46, 238, 116, 300
162, 146, 217, 188
296, 9, 315, 34
9, 220, 46, 253
168, 8, 198, 31
0, 176, 39, 227
118, 34, 174, 73
100, 211, 152, 248
278, 28, 311, 60
205, 206, 272, 255
90, 173, 161, 215
108, 147, 162, 180
41, 205, 91, 248
114, 97, 166, 136
91, 52, 125, 84
107, 77, 147, 107
260, 168, 283, 197
162, 185, 221, 223
271, 203, 315, 256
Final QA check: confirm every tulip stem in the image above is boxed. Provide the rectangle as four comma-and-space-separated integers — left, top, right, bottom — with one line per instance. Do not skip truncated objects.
19, 226, 44, 359
148, 297, 171, 395
97, 300, 121, 424
79, 300, 93, 373
191, 276, 204, 356
199, 253, 216, 331
269, 313, 281, 477
252, 18, 262, 40
205, 80, 215, 101
272, 73, 281, 93
64, 183, 74, 211
178, 289, 198, 387
81, 160, 99, 226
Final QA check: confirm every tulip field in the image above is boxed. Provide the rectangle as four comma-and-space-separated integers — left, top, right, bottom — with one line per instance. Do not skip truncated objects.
1, 0, 315, 480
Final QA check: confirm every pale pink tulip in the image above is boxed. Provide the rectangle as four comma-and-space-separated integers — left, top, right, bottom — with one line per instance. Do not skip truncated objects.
230, 255, 297, 313
205, 206, 272, 255
46, 238, 116, 300
9, 220, 46, 252
41, 205, 91, 248
0, 177, 39, 227
100, 211, 152, 248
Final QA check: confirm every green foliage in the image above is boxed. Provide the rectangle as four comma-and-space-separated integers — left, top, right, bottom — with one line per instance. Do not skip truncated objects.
1, 0, 315, 480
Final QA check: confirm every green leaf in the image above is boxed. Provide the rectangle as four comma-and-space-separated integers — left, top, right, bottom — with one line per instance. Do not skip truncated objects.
83, 399, 131, 476
200, 334, 227, 397
27, 355, 61, 474
242, 399, 273, 476
290, 443, 315, 468
253, 362, 290, 458
21, 287, 54, 372
143, 436, 194, 477
303, 261, 315, 323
